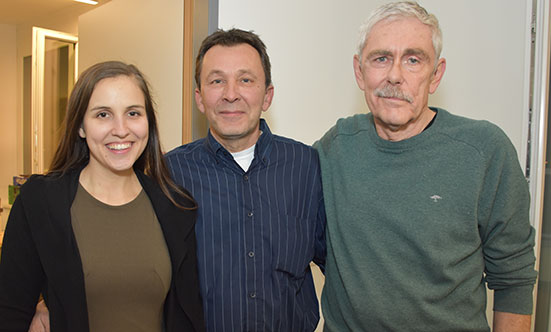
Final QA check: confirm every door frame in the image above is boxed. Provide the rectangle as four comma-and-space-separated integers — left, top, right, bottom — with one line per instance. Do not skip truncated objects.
31, 27, 78, 174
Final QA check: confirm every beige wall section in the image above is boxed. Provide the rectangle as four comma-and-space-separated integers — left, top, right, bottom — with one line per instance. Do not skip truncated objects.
1, 0, 183, 222
0, 24, 17, 228
0, 7, 83, 228
78, 0, 184, 152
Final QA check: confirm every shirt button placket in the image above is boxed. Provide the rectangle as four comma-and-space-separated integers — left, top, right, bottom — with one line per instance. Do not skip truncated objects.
243, 170, 257, 314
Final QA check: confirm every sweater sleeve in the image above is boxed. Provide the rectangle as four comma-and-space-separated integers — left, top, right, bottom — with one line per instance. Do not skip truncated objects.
0, 191, 45, 330
477, 128, 537, 315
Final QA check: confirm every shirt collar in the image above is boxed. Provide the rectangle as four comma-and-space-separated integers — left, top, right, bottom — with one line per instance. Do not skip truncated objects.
203, 119, 273, 167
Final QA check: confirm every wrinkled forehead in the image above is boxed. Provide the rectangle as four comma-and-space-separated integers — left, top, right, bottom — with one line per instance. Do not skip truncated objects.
361, 16, 435, 58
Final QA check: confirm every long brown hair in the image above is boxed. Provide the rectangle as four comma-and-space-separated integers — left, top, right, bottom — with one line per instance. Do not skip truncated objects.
49, 61, 196, 210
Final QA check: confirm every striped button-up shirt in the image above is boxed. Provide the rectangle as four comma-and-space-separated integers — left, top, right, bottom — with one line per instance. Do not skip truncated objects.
165, 119, 326, 332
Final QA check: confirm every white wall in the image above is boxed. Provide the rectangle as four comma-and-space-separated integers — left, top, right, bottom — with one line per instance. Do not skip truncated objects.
78, 0, 184, 152
218, 0, 530, 164
0, 24, 17, 228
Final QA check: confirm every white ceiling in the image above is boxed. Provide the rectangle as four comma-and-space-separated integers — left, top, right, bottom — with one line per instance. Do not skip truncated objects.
0, 0, 110, 25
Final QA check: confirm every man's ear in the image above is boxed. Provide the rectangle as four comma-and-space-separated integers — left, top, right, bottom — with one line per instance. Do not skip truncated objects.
429, 58, 446, 94
353, 54, 366, 91
262, 84, 274, 112
195, 88, 206, 114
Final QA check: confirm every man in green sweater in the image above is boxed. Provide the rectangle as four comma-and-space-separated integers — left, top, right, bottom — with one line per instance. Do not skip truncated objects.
314, 2, 537, 331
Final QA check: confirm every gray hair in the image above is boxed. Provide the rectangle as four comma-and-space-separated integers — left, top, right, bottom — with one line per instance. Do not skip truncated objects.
357, 1, 442, 61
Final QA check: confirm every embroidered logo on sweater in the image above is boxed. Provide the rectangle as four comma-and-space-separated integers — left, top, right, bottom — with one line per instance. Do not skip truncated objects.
430, 195, 442, 202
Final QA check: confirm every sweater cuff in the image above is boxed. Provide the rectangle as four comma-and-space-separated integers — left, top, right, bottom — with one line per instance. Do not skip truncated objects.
493, 285, 534, 315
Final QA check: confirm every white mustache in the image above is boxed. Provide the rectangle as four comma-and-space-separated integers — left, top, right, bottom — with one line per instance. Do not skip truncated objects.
374, 86, 413, 104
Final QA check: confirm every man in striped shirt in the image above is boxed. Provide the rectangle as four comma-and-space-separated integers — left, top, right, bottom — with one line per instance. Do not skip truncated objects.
165, 29, 326, 331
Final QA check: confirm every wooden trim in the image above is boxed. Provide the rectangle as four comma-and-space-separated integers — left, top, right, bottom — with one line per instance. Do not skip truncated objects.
182, 0, 194, 144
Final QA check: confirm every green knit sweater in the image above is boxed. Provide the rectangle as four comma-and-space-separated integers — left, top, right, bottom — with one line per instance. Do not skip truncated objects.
314, 108, 537, 332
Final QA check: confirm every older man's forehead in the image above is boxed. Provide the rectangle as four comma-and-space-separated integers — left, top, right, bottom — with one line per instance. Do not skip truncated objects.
362, 18, 434, 54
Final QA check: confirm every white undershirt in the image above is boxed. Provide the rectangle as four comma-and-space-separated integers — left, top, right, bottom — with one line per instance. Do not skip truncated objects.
231, 144, 256, 172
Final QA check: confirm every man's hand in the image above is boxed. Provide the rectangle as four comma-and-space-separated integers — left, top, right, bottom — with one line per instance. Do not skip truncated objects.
28, 300, 50, 332
493, 311, 531, 332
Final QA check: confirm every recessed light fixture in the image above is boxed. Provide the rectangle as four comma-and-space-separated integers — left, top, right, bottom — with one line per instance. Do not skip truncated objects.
74, 0, 98, 4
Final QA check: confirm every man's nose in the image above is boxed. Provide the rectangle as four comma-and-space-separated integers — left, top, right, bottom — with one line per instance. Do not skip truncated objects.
386, 60, 404, 85
223, 80, 240, 102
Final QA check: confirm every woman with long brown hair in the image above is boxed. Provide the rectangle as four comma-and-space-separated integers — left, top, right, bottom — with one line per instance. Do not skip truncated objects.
0, 61, 204, 332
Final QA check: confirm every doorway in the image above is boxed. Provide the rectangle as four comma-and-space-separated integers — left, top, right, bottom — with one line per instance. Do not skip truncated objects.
29, 27, 77, 174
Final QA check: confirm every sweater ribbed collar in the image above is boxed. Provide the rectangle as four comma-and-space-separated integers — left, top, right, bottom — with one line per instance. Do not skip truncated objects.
366, 107, 446, 152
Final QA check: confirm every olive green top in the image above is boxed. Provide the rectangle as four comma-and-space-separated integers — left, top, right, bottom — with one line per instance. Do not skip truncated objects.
71, 184, 171, 332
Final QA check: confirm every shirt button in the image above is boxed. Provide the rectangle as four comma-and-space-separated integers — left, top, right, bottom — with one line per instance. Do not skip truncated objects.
247, 211, 253, 217
248, 251, 255, 258
243, 175, 249, 181
249, 292, 256, 299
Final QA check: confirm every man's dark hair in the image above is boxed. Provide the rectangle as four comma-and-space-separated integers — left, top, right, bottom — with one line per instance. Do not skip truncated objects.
195, 28, 272, 89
